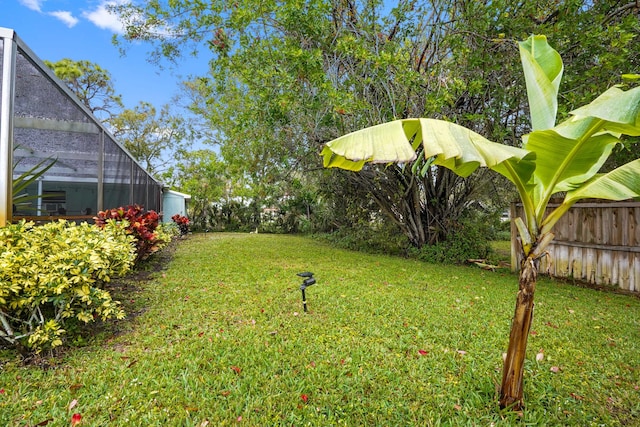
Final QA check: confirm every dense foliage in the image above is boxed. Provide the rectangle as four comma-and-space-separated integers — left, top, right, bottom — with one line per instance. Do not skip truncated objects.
168, 149, 227, 231
0, 220, 135, 354
407, 218, 494, 264
94, 205, 169, 264
171, 213, 190, 235
111, 1, 640, 254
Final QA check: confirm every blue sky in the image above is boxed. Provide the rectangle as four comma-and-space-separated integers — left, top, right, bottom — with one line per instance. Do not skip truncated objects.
0, 0, 208, 111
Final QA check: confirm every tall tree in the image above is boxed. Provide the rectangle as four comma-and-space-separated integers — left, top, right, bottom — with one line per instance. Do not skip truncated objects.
321, 35, 640, 410
172, 149, 226, 229
112, 0, 460, 238
44, 58, 124, 124
110, 102, 188, 177
111, 0, 640, 244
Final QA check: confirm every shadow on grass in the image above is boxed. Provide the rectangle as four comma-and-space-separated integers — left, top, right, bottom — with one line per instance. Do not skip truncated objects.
0, 237, 184, 367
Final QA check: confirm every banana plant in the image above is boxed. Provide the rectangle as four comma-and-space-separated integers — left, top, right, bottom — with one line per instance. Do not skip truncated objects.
321, 35, 640, 410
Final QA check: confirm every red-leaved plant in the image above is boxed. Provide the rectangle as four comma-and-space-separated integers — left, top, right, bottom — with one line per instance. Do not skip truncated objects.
94, 205, 163, 263
171, 214, 190, 235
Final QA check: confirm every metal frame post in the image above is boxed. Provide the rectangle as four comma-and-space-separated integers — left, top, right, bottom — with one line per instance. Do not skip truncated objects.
0, 33, 16, 226
97, 130, 104, 212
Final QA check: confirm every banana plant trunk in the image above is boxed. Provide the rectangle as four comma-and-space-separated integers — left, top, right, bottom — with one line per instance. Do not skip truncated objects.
499, 254, 539, 410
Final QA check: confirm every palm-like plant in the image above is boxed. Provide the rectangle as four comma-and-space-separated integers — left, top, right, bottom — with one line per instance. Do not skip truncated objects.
12, 149, 58, 214
321, 35, 640, 410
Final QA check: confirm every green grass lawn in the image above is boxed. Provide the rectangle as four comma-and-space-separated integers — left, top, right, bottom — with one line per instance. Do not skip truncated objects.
490, 240, 512, 264
1, 233, 639, 426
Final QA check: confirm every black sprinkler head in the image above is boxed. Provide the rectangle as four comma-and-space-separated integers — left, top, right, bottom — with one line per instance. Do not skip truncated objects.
297, 272, 317, 312
300, 277, 316, 290
297, 271, 314, 278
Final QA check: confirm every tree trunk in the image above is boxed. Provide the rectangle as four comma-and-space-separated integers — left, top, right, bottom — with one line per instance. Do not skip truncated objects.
499, 255, 539, 410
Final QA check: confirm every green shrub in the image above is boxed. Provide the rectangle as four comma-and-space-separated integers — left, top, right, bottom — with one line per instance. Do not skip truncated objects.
158, 221, 181, 239
408, 219, 493, 264
315, 221, 408, 256
0, 220, 135, 354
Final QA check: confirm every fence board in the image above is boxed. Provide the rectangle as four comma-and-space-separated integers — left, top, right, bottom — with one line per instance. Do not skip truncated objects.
512, 201, 640, 292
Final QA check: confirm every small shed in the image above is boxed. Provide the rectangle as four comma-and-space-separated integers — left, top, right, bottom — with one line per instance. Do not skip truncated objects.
162, 189, 190, 222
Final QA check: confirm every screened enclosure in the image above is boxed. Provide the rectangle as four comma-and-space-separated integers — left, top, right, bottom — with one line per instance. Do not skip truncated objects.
0, 27, 162, 225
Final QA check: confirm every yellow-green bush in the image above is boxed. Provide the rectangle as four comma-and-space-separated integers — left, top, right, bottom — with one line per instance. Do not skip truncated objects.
156, 221, 180, 242
0, 220, 136, 354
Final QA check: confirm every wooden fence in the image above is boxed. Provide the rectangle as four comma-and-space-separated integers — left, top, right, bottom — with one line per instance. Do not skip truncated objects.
510, 201, 640, 292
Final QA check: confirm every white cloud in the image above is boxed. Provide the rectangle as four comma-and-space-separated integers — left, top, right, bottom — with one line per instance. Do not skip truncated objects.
48, 10, 79, 28
83, 0, 126, 34
18, 0, 78, 29
19, 0, 44, 12
83, 0, 174, 38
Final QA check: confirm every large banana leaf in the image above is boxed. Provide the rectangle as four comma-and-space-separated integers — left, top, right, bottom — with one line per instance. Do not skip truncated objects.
417, 118, 536, 180
519, 35, 563, 131
569, 85, 640, 135
322, 118, 536, 185
541, 159, 640, 233
322, 120, 417, 168
526, 128, 618, 193
564, 159, 640, 203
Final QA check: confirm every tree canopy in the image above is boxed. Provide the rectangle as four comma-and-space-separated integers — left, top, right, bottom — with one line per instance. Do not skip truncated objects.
44, 58, 124, 125
111, 0, 640, 240
110, 101, 189, 178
